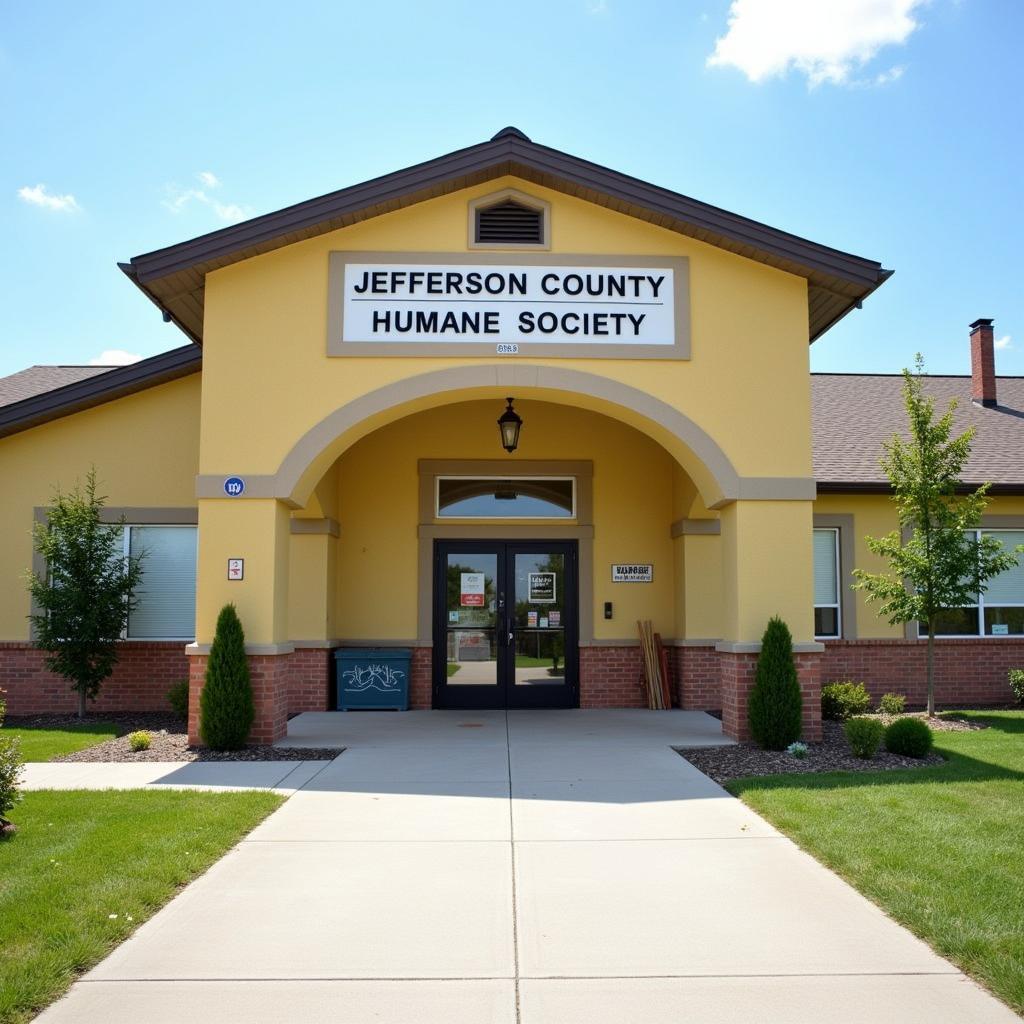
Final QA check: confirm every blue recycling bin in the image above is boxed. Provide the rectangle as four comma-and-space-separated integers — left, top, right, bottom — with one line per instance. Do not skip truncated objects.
334, 648, 411, 711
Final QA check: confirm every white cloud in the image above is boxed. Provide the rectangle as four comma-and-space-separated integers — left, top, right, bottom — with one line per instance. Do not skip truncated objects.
162, 171, 250, 224
995, 335, 1013, 351
17, 183, 80, 212
874, 64, 905, 85
586, 0, 608, 13
707, 0, 926, 86
89, 349, 142, 366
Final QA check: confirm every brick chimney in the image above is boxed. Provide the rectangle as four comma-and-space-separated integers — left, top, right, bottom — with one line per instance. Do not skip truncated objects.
970, 318, 997, 407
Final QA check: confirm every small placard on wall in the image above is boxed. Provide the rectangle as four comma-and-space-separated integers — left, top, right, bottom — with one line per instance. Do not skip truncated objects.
612, 563, 653, 583
227, 558, 244, 581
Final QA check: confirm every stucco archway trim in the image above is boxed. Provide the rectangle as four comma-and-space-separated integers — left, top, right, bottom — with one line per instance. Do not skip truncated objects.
194, 365, 816, 508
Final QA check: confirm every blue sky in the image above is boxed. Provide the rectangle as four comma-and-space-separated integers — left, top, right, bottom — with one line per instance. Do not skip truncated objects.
3, 0, 1021, 378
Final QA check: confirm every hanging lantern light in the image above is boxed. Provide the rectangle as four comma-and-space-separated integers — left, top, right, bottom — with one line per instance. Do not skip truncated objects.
497, 397, 522, 454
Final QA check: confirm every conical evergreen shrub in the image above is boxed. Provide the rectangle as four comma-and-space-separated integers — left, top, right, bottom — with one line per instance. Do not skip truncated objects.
199, 604, 255, 750
747, 616, 803, 750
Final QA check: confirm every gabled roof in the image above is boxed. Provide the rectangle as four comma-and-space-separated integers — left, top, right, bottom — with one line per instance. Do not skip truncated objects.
0, 345, 202, 439
120, 127, 891, 345
813, 374, 1024, 491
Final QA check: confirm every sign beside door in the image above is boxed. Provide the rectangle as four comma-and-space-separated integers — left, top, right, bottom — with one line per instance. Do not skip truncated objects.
612, 563, 653, 582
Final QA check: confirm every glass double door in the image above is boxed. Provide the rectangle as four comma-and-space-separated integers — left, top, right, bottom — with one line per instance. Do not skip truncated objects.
433, 540, 578, 709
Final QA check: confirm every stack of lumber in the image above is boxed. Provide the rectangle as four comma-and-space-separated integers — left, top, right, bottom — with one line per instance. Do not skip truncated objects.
637, 620, 672, 710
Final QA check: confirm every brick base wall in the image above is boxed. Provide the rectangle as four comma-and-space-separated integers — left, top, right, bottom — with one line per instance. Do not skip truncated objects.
187, 652, 289, 746
288, 647, 332, 714
822, 638, 1024, 707
410, 647, 432, 709
719, 650, 823, 743
579, 645, 646, 708
671, 645, 721, 710
1, 641, 188, 716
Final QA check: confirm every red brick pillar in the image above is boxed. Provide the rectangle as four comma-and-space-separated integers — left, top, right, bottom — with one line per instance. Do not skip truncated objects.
187, 650, 291, 746
718, 647, 823, 742
409, 646, 433, 709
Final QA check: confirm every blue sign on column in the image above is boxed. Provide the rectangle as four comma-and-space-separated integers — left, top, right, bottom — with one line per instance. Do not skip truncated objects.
224, 477, 245, 497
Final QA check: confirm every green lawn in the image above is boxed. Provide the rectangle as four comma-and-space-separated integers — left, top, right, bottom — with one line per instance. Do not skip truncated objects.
3, 722, 120, 762
0, 788, 282, 1024
515, 655, 557, 668
728, 711, 1024, 1014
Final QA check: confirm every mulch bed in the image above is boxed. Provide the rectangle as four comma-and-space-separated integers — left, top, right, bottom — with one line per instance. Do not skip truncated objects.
676, 713, 971, 785
6, 713, 342, 763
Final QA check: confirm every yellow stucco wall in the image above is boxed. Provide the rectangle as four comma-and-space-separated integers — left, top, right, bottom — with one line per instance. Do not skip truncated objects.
192, 174, 816, 645
327, 400, 678, 642
0, 376, 201, 640
198, 175, 812, 493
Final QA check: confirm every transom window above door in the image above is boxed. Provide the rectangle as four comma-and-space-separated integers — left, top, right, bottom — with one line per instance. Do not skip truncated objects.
436, 477, 575, 519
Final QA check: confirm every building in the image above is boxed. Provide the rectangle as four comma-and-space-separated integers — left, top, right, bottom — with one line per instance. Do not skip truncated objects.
2, 128, 1022, 743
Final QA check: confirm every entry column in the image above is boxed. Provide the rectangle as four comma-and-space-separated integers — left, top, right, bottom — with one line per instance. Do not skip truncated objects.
717, 500, 822, 741
187, 497, 293, 745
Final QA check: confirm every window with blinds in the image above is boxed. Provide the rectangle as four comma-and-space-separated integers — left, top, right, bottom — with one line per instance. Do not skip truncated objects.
125, 526, 197, 639
926, 529, 1024, 636
813, 528, 841, 638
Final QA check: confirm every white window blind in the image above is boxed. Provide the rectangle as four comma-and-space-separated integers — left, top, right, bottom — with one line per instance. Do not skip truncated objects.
127, 526, 197, 639
813, 529, 839, 606
983, 530, 1024, 605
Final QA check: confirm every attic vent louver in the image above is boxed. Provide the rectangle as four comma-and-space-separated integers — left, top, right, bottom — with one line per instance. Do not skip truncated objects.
475, 200, 544, 245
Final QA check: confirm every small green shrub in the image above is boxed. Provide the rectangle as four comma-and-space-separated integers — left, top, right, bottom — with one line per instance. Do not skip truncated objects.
0, 735, 24, 830
885, 717, 934, 758
167, 680, 189, 719
0, 686, 7, 727
128, 730, 151, 752
821, 681, 872, 721
747, 617, 803, 750
786, 741, 808, 759
844, 716, 884, 759
199, 604, 255, 751
878, 692, 906, 715
1009, 669, 1024, 706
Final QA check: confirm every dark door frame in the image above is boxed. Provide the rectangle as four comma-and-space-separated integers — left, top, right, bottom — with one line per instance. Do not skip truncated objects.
432, 539, 579, 710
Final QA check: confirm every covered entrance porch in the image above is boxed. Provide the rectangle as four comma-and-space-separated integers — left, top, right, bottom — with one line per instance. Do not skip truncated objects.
187, 365, 824, 746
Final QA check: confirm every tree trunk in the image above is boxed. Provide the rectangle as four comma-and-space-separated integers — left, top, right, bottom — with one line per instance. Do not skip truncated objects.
77, 688, 86, 719
926, 626, 936, 717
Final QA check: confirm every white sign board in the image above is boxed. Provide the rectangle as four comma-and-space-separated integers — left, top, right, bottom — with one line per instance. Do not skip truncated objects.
460, 572, 486, 607
227, 558, 244, 581
329, 254, 689, 359
612, 563, 653, 583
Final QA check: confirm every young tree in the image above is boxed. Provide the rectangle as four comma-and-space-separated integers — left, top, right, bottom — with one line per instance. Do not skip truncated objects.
26, 469, 144, 718
747, 616, 803, 750
199, 604, 255, 750
853, 356, 1022, 716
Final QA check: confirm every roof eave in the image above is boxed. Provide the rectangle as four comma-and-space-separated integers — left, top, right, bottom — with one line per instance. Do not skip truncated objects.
0, 345, 203, 440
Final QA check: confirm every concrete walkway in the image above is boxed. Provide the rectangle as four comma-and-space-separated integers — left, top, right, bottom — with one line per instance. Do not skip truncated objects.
35, 710, 1018, 1023
21, 758, 330, 793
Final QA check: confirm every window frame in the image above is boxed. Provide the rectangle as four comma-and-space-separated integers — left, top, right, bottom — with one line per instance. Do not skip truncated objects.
813, 526, 842, 640
922, 528, 1024, 639
121, 523, 198, 642
435, 475, 577, 521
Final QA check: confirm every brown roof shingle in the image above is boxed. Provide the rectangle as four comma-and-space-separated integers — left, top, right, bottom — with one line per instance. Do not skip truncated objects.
0, 365, 114, 409
813, 374, 1024, 489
